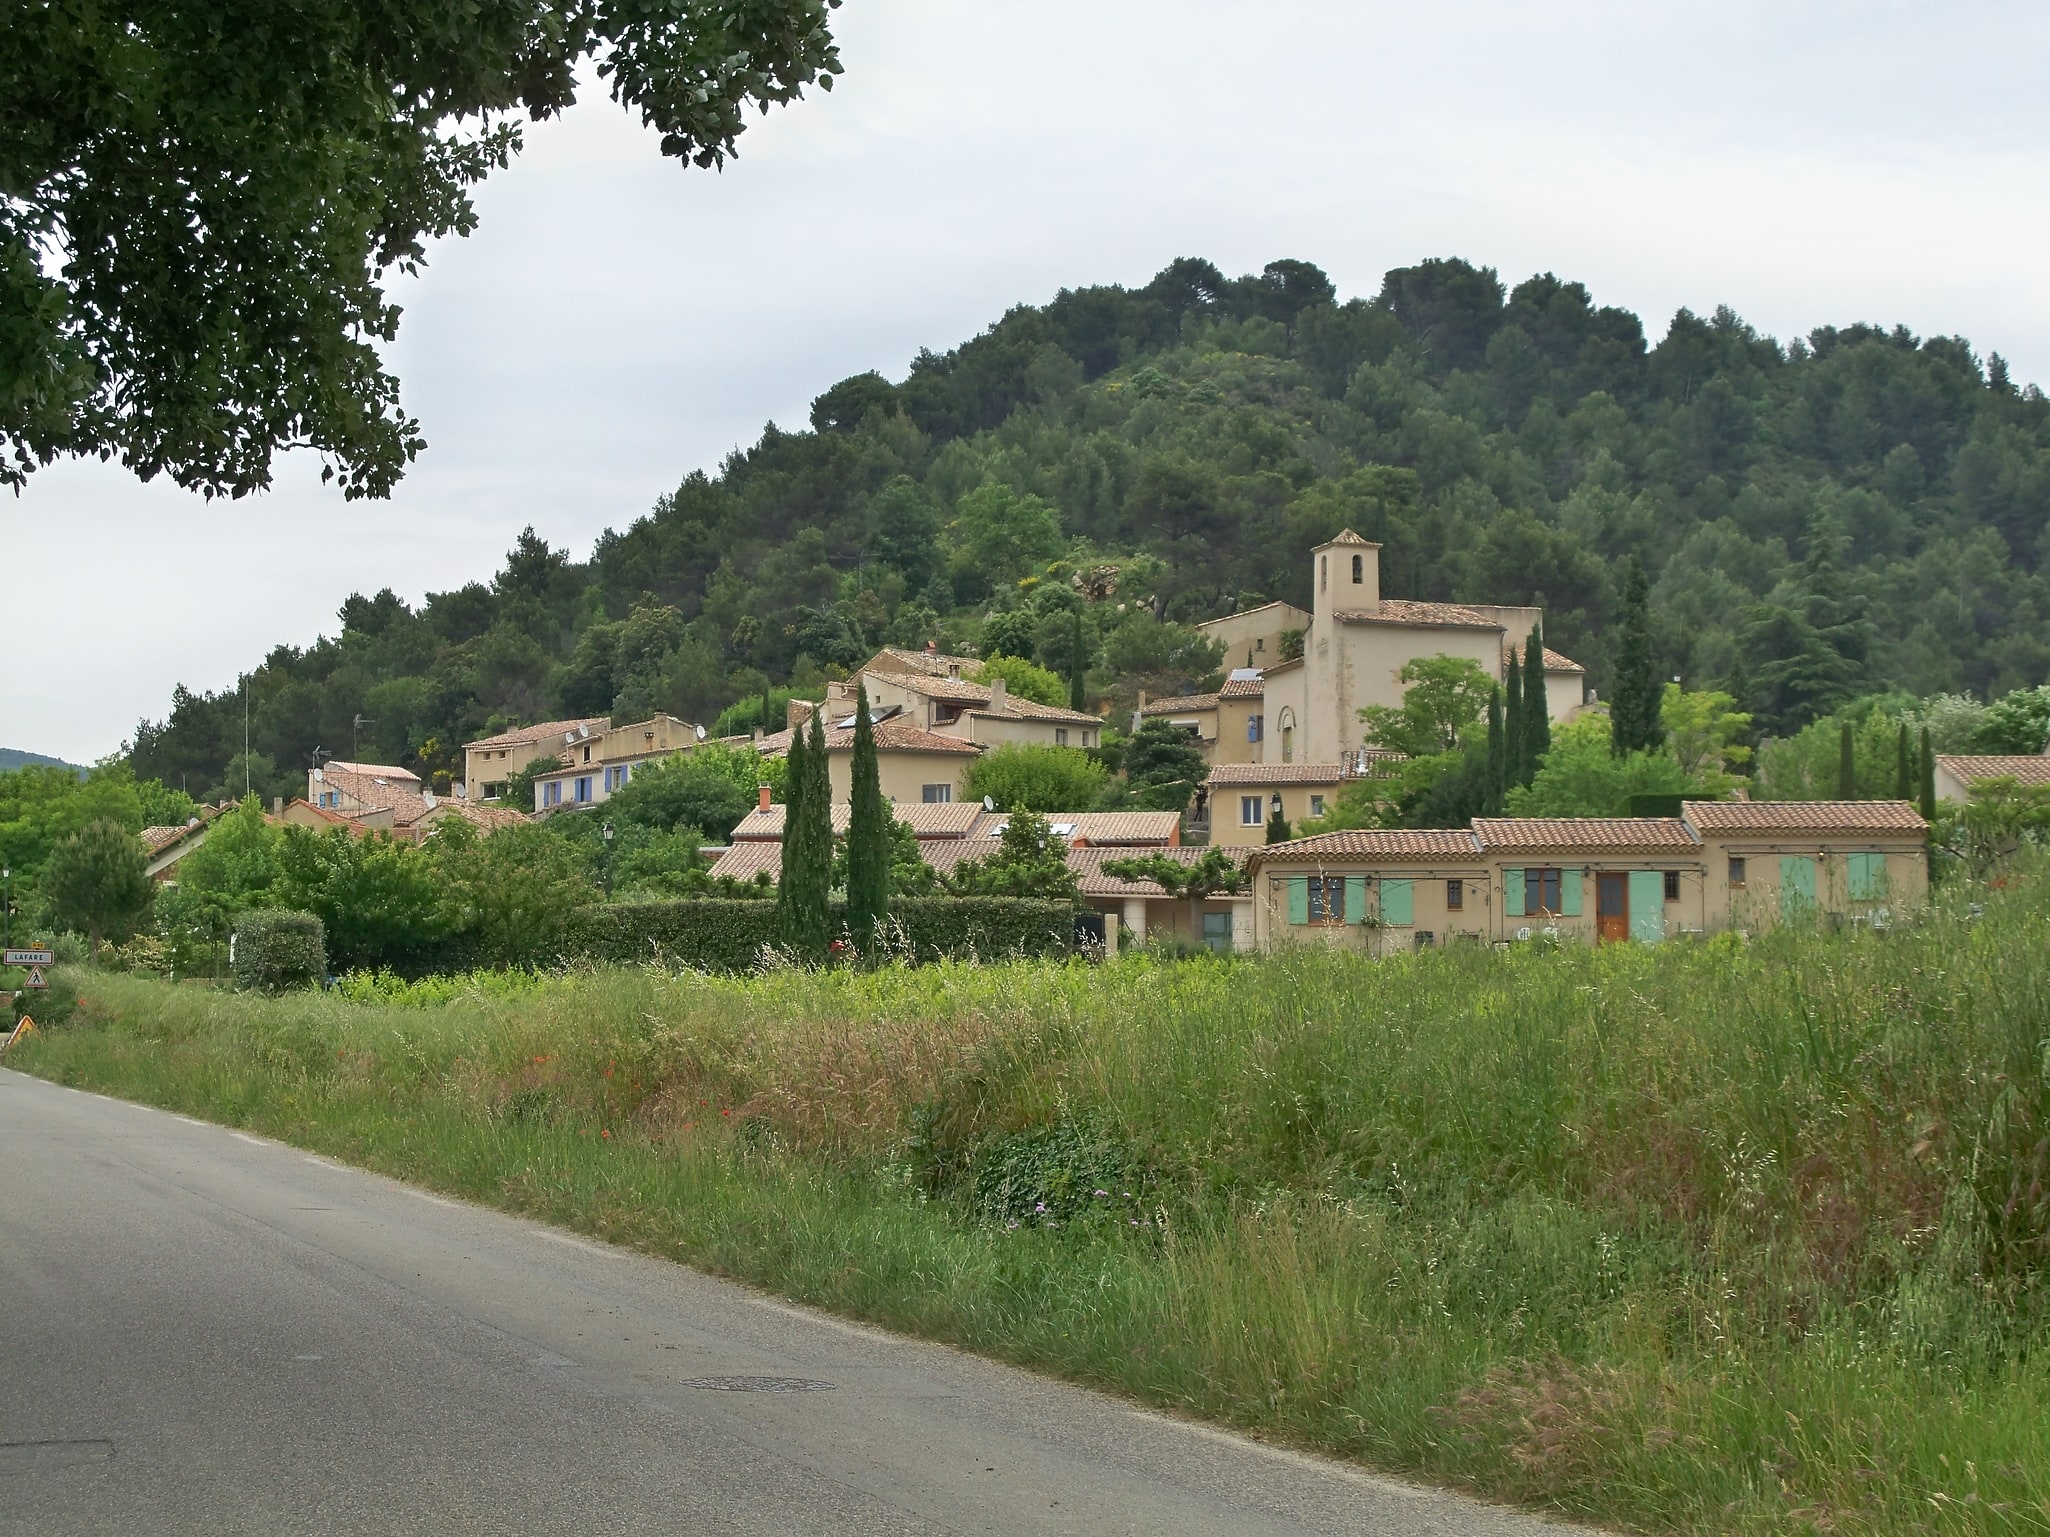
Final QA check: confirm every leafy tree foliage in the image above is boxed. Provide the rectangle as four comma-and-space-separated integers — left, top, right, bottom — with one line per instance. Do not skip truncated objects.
42, 817, 153, 955
1358, 654, 1493, 757
1121, 719, 1209, 813
1506, 716, 1688, 818
5, 0, 843, 498
945, 811, 1078, 901
274, 826, 445, 972
970, 656, 1067, 708
964, 744, 1109, 813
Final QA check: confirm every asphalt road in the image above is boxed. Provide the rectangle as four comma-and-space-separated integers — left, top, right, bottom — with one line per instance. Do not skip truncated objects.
0, 1068, 1583, 1536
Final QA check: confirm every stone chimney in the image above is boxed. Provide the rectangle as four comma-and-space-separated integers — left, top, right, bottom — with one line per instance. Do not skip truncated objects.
987, 677, 1008, 714
757, 784, 772, 812
272, 796, 284, 816
925, 638, 938, 657
751, 725, 763, 746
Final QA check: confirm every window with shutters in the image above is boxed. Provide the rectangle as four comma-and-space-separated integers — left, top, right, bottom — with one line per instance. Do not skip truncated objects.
1306, 877, 1344, 922
1446, 878, 1464, 911
1664, 869, 1680, 902
1247, 714, 1263, 743
1728, 857, 1747, 887
1525, 867, 1563, 916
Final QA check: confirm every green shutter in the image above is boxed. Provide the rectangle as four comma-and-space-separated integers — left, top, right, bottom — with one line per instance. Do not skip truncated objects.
1847, 852, 1885, 901
1503, 868, 1525, 917
1345, 876, 1368, 924
1628, 870, 1665, 944
1560, 868, 1583, 917
1287, 877, 1309, 925
1780, 856, 1817, 922
1380, 878, 1413, 927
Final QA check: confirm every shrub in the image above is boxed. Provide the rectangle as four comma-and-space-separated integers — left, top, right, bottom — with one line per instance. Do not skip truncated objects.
231, 910, 327, 992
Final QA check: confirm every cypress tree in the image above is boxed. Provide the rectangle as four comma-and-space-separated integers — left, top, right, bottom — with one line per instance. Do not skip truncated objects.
776, 712, 810, 946
1068, 611, 1088, 713
1522, 624, 1552, 776
1838, 720, 1856, 798
1609, 557, 1661, 756
1919, 725, 1938, 821
777, 708, 831, 959
1485, 686, 1505, 812
1504, 645, 1526, 788
844, 686, 891, 949
1895, 721, 1912, 800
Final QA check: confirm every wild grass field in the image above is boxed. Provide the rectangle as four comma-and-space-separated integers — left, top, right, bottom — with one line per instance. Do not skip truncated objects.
15, 864, 2050, 1535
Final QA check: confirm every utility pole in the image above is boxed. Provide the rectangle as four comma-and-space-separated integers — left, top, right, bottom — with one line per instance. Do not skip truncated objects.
243, 677, 250, 798
352, 715, 375, 761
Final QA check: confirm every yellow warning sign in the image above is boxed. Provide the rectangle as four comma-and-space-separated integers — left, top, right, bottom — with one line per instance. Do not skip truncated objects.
0, 1017, 36, 1054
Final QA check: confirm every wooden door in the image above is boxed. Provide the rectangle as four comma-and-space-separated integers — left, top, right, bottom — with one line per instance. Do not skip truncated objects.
1595, 871, 1629, 943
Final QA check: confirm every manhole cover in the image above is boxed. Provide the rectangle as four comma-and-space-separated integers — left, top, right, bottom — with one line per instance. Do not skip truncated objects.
676, 1376, 835, 1393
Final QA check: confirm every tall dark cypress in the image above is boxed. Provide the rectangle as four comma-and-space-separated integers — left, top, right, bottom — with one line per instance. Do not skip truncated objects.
776, 711, 811, 948
1504, 645, 1526, 788
1609, 558, 1660, 756
1919, 725, 1938, 821
1895, 722, 1912, 800
777, 708, 832, 959
1068, 611, 1087, 713
1838, 721, 1856, 798
1522, 624, 1552, 776
1485, 686, 1505, 812
844, 686, 891, 949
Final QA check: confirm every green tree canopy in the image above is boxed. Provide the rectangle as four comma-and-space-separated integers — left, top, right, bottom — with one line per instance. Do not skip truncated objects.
964, 743, 1109, 813
1358, 654, 1495, 758
970, 656, 1068, 708
1121, 719, 1209, 813
946, 810, 1078, 901
42, 817, 153, 955
4, 0, 842, 498
1505, 715, 1687, 818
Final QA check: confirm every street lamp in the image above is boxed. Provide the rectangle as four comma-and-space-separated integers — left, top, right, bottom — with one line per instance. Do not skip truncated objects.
601, 822, 614, 896
1269, 791, 1284, 823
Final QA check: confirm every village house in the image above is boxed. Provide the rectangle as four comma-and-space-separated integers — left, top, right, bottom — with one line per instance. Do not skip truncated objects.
824, 646, 1105, 751
1161, 533, 1589, 771
462, 717, 609, 801
306, 761, 527, 842
755, 713, 986, 805
1932, 752, 2050, 805
1248, 801, 1929, 954
1202, 760, 1401, 848
528, 714, 702, 811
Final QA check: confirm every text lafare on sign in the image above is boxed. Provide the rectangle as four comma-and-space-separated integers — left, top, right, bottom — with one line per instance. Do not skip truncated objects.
5, 949, 54, 990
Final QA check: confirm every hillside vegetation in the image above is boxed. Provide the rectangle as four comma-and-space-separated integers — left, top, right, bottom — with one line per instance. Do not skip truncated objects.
127, 255, 2050, 801
19, 860, 2050, 1534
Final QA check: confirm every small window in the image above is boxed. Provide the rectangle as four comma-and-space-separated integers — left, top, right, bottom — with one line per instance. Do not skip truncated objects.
1255, 637, 1265, 652
1308, 794, 1326, 817
1248, 713, 1263, 743
1307, 876, 1344, 921
1728, 857, 1747, 887
1525, 867, 1563, 916
1055, 728, 1069, 746
1663, 869, 1681, 902
1447, 878, 1464, 911
1351, 553, 1363, 584
1240, 795, 1265, 826
922, 783, 952, 804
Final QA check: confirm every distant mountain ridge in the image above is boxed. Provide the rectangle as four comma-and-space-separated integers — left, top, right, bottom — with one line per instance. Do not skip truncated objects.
0, 747, 87, 776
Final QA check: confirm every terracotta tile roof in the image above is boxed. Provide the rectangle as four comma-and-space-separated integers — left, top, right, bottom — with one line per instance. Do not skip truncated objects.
881, 672, 1102, 724
1318, 528, 1379, 548
434, 801, 530, 831
319, 765, 430, 824
462, 718, 610, 752
1218, 676, 1266, 699
706, 841, 785, 884
1049, 811, 1182, 846
1473, 817, 1700, 853
729, 802, 991, 841
1333, 599, 1501, 630
756, 722, 984, 757
1681, 800, 1928, 836
1505, 645, 1586, 674
865, 646, 983, 678
1251, 829, 1482, 861
141, 822, 204, 854
1195, 600, 1310, 629
1934, 755, 2050, 789
323, 760, 421, 783
1139, 693, 1220, 716
1208, 762, 1349, 786
1069, 845, 1247, 898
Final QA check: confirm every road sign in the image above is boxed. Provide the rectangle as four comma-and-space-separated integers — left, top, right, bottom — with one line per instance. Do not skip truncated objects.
23, 965, 46, 989
0, 1018, 35, 1054
5, 948, 54, 967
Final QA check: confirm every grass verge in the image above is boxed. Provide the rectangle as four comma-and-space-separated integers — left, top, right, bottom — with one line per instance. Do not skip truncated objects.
13, 863, 2050, 1535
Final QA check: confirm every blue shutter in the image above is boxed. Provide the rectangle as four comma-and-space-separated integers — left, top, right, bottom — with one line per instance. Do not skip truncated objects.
1848, 852, 1884, 900
1560, 869, 1583, 917
1781, 856, 1817, 922
1381, 878, 1414, 927
1287, 878, 1309, 925
1503, 868, 1525, 917
1345, 876, 1368, 924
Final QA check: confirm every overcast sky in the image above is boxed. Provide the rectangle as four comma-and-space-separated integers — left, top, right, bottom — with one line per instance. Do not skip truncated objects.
5, 0, 2046, 764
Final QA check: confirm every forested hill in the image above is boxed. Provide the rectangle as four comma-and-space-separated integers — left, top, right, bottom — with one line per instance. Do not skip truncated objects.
132, 255, 2050, 801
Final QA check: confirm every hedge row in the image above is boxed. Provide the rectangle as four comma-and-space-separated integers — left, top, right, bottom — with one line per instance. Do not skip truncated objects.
563, 896, 1075, 972
380, 896, 1075, 979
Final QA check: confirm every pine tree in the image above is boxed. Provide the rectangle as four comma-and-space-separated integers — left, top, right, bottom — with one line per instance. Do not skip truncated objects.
1609, 557, 1661, 756
1503, 646, 1526, 788
1068, 611, 1087, 713
1522, 624, 1552, 778
1895, 722, 1912, 800
1485, 686, 1505, 813
1838, 721, 1856, 798
844, 686, 890, 949
1919, 725, 1938, 821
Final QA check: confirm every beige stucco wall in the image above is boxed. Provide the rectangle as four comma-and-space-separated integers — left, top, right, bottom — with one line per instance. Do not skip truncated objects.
959, 713, 1096, 750
1253, 862, 1493, 954
827, 748, 976, 806
1262, 665, 1308, 764
466, 734, 577, 798
1689, 839, 1927, 932
1209, 781, 1342, 848
1305, 621, 1508, 762
1482, 857, 1712, 945
1198, 604, 1310, 670
1213, 697, 1264, 765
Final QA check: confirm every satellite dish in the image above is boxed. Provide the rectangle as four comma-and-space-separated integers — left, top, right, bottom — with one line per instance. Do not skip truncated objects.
982, 795, 995, 811
695, 724, 707, 741
312, 767, 324, 782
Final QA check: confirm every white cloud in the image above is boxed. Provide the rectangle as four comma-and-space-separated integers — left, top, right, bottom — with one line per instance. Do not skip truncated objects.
5, 0, 2045, 761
